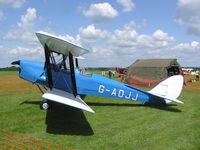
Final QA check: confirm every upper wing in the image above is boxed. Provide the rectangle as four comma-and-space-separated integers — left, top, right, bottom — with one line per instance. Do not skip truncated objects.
36, 31, 89, 56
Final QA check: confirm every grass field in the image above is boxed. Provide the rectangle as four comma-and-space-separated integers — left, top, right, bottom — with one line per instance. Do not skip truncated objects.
0, 71, 200, 149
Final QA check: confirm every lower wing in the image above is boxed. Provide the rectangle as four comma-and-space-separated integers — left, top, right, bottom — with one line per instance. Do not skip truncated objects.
42, 88, 94, 113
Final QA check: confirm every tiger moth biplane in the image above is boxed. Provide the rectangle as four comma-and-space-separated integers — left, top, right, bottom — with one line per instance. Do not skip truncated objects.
12, 31, 184, 113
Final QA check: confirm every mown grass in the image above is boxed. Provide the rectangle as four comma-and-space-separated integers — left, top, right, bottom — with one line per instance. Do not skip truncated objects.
0, 71, 199, 149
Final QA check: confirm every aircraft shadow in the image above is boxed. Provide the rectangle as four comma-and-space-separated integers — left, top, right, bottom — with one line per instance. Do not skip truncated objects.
46, 102, 94, 136
21, 100, 94, 136
86, 102, 181, 112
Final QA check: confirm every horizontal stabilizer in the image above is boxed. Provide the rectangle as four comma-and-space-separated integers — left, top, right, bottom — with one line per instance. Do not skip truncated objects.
42, 88, 94, 113
165, 98, 184, 104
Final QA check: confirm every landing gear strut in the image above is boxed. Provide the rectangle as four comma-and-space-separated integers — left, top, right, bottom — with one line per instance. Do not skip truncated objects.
40, 99, 49, 110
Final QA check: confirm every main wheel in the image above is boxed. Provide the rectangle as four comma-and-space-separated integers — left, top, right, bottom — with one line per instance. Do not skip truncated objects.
40, 99, 49, 110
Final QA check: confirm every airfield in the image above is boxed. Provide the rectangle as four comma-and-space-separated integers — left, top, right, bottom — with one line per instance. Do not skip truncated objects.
0, 71, 200, 149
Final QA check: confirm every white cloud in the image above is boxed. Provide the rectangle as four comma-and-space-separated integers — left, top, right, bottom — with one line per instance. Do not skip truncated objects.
18, 7, 37, 30
170, 41, 200, 66
109, 24, 174, 53
9, 46, 43, 60
172, 41, 200, 51
0, 0, 27, 8
152, 30, 174, 41
117, 0, 135, 12
79, 24, 110, 42
110, 22, 138, 49
176, 0, 200, 35
83, 2, 118, 22
77, 22, 179, 67
3, 8, 37, 42
2, 18, 199, 67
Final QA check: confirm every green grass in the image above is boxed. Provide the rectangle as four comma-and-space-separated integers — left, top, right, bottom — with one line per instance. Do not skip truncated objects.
0, 71, 200, 149
0, 71, 18, 76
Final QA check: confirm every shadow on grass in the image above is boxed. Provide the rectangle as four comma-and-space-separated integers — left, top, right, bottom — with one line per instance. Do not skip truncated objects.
86, 102, 181, 112
46, 102, 94, 136
20, 100, 40, 105
145, 103, 181, 112
21, 100, 94, 136
22, 100, 181, 113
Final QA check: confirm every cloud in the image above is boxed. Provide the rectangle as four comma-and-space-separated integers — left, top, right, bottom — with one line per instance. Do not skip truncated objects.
117, 0, 135, 12
9, 45, 44, 60
79, 24, 110, 42
3, 8, 38, 42
152, 30, 174, 41
76, 22, 179, 67
0, 0, 27, 8
172, 41, 200, 51
108, 22, 175, 54
110, 21, 138, 49
3, 19, 199, 67
83, 2, 118, 22
176, 0, 200, 36
170, 41, 200, 66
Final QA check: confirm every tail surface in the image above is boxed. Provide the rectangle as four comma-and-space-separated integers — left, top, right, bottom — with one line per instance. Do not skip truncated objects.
148, 75, 184, 104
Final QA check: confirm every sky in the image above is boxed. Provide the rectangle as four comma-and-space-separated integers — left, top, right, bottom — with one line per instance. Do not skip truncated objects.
0, 0, 200, 67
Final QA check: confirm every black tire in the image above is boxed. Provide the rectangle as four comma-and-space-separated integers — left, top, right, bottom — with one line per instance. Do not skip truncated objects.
40, 99, 49, 110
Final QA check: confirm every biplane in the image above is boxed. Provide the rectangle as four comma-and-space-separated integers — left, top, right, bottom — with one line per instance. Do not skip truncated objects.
12, 31, 184, 113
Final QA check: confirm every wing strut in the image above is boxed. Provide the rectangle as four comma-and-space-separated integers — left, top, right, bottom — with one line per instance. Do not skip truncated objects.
44, 44, 53, 90
69, 52, 77, 97
62, 54, 67, 70
75, 58, 79, 68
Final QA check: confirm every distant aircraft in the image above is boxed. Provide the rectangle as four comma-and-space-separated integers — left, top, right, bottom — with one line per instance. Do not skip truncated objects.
12, 32, 184, 113
115, 67, 128, 76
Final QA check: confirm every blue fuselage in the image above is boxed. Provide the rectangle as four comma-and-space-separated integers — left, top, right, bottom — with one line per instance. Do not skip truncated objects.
18, 60, 151, 103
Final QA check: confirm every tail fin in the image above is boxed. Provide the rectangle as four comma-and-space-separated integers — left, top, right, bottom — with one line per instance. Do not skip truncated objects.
148, 75, 184, 104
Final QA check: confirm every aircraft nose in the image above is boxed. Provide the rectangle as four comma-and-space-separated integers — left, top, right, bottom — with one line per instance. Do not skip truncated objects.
11, 60, 20, 65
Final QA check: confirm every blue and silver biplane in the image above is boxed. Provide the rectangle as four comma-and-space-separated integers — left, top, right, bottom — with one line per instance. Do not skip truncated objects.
12, 32, 184, 113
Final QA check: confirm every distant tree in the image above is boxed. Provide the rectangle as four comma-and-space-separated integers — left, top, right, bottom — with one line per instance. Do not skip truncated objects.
0, 66, 19, 71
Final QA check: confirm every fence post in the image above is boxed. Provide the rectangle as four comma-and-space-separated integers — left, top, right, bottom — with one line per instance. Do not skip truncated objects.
19, 134, 24, 150
47, 141, 51, 150
28, 137, 32, 150
3, 129, 8, 150
69, 146, 73, 150
57, 144, 60, 150
10, 133, 16, 150
37, 143, 41, 150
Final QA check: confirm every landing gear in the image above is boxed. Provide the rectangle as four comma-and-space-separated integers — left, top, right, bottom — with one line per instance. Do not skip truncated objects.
40, 99, 50, 110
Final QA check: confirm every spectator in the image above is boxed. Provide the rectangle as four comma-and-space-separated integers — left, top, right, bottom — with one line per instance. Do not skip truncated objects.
108, 70, 112, 79
179, 70, 186, 86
